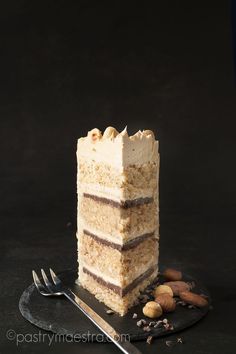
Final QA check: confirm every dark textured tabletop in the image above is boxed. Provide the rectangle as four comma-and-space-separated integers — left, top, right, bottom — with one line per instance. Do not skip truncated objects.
1, 1, 236, 353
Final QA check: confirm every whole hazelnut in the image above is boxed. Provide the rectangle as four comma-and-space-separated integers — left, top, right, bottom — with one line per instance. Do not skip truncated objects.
155, 293, 176, 312
142, 301, 163, 319
87, 128, 102, 143
103, 126, 119, 139
153, 285, 173, 298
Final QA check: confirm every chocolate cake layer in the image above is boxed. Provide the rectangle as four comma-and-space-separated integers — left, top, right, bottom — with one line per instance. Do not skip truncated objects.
83, 193, 153, 209
82, 265, 156, 297
83, 229, 155, 251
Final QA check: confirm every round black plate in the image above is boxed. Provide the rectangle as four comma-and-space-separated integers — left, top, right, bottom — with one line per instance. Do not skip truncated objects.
19, 268, 210, 341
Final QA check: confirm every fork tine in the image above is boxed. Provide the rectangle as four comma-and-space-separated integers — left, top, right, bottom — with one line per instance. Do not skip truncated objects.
50, 268, 61, 286
41, 269, 54, 293
32, 270, 47, 293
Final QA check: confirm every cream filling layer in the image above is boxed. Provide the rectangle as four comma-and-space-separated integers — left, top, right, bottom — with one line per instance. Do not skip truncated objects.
79, 261, 157, 288
78, 220, 158, 244
79, 183, 153, 202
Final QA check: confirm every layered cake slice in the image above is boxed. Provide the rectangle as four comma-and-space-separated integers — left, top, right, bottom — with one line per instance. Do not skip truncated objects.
76, 127, 160, 316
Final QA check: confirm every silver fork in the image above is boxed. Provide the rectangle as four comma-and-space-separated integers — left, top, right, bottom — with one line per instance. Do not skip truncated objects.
32, 269, 142, 354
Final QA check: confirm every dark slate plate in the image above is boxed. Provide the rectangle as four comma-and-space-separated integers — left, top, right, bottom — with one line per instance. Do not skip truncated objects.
19, 268, 210, 341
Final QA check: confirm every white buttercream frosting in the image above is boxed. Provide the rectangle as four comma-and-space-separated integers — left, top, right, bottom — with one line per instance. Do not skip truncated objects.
77, 127, 159, 169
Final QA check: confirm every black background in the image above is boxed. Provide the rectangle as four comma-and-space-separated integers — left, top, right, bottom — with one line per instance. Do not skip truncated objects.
1, 1, 236, 353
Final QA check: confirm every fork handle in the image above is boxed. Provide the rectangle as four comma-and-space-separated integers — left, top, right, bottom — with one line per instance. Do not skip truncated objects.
63, 289, 142, 354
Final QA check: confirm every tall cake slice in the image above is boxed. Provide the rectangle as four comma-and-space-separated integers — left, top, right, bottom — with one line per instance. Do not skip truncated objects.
76, 127, 160, 315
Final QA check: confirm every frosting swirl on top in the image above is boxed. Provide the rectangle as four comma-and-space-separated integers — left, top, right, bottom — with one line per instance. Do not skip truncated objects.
77, 127, 159, 168
86, 126, 155, 142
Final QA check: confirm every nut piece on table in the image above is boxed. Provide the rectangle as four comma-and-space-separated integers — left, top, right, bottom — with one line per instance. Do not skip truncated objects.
103, 126, 119, 139
87, 128, 102, 143
155, 293, 176, 312
163, 268, 182, 281
143, 301, 163, 319
153, 284, 173, 298
179, 291, 208, 308
164, 281, 190, 296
